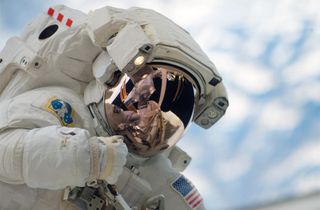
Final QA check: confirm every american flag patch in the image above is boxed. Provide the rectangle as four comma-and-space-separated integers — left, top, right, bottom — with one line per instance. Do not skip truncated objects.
171, 175, 203, 209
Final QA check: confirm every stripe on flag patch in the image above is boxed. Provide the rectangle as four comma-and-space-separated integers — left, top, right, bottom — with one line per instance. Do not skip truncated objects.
171, 175, 203, 209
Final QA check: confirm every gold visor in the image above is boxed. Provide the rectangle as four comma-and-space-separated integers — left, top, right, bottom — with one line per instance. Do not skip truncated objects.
104, 64, 195, 157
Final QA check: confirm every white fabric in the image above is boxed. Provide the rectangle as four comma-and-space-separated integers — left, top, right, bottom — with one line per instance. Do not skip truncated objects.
0, 5, 101, 101
23, 126, 91, 189
0, 86, 128, 210
0, 85, 204, 209
137, 154, 206, 210
0, 126, 92, 189
97, 136, 128, 184
112, 154, 207, 210
0, 181, 62, 210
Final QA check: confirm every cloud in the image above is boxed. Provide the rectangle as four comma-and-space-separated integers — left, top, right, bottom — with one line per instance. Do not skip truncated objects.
215, 153, 252, 182
211, 52, 276, 95
294, 173, 320, 195
262, 141, 320, 184
178, 135, 206, 160
289, 81, 320, 104
283, 50, 320, 85
258, 101, 301, 131
222, 88, 253, 127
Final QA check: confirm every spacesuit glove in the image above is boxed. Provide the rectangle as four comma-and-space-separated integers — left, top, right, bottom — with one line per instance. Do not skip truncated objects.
97, 136, 128, 184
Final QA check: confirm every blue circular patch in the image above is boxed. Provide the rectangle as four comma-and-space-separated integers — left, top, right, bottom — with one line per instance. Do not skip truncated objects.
49, 99, 74, 126
51, 100, 63, 110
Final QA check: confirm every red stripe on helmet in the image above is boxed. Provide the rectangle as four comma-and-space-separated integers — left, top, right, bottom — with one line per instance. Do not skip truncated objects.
47, 8, 54, 16
66, 18, 73, 27
57, 13, 64, 22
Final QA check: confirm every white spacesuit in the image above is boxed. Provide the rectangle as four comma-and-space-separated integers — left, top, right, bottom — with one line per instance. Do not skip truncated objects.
0, 5, 228, 210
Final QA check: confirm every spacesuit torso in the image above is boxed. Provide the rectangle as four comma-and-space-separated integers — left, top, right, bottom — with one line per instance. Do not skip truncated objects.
0, 5, 207, 210
0, 86, 204, 210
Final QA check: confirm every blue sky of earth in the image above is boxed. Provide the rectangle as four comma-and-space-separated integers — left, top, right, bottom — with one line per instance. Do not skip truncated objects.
1, 0, 320, 209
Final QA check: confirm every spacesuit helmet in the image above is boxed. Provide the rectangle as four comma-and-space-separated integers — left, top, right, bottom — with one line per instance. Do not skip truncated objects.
86, 6, 229, 157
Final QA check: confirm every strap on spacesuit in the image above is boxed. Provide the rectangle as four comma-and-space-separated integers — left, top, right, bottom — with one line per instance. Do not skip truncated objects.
97, 137, 114, 179
87, 139, 100, 185
142, 195, 165, 210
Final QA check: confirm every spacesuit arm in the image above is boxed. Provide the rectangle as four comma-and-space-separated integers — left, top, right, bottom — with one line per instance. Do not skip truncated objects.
0, 125, 127, 190
0, 88, 127, 190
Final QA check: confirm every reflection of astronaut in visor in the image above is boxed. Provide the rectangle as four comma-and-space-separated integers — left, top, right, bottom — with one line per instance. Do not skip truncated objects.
105, 65, 194, 157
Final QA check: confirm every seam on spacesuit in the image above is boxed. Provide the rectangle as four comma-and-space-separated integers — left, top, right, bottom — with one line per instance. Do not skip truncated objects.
13, 131, 25, 181
0, 99, 10, 133
0, 129, 26, 184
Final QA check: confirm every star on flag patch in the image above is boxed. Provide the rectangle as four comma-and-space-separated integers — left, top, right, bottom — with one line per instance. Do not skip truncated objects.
171, 175, 203, 209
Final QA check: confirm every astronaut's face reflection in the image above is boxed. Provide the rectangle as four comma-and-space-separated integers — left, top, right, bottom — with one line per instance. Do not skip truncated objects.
104, 68, 168, 156
104, 65, 193, 157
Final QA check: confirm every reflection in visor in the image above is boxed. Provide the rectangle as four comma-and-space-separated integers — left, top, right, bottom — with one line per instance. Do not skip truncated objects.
105, 65, 195, 157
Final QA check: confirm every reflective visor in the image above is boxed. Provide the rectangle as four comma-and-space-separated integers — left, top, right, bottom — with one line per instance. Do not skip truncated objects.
104, 64, 195, 157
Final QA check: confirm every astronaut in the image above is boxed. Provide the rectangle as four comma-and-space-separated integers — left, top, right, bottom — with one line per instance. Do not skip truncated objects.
0, 5, 228, 210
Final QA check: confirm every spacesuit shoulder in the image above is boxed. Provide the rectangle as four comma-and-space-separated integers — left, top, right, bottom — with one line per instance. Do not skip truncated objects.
0, 5, 102, 98
0, 86, 94, 133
